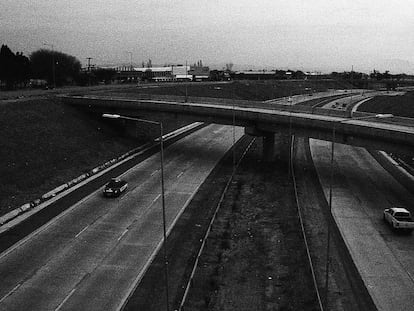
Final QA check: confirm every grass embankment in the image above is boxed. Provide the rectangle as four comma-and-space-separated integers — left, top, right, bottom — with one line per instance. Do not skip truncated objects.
358, 91, 414, 118
117, 79, 353, 101
358, 91, 414, 166
0, 99, 186, 215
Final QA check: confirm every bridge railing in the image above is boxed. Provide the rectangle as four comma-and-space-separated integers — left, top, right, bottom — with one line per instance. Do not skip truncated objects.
130, 94, 351, 115
68, 93, 414, 127
189, 96, 414, 127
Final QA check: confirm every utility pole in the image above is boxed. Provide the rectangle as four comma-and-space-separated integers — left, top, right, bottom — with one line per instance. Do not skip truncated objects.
185, 60, 188, 102
86, 57, 93, 72
86, 57, 93, 86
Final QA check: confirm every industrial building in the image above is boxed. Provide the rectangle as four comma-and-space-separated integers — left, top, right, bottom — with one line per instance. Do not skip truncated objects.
114, 62, 210, 83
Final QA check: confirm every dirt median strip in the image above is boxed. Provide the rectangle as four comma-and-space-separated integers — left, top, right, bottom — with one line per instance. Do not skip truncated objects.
125, 134, 321, 311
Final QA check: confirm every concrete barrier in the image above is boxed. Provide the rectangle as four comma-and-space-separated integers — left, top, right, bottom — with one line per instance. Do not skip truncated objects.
0, 208, 23, 225
42, 184, 68, 199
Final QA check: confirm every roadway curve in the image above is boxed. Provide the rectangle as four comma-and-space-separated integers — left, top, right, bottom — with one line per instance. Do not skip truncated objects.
0, 124, 243, 311
310, 140, 414, 310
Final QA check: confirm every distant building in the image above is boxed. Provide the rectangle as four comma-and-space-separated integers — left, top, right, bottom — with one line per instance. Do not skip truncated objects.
172, 65, 192, 81
112, 63, 208, 82
210, 70, 231, 81
189, 61, 210, 81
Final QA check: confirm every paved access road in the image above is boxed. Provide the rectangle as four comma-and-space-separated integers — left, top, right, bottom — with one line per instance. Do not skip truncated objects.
310, 139, 414, 311
0, 124, 243, 311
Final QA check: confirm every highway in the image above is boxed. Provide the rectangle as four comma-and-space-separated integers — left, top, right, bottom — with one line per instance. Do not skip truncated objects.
0, 124, 243, 311
310, 140, 414, 310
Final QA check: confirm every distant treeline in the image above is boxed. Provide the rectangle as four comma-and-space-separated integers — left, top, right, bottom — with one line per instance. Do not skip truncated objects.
1, 44, 413, 90
0, 45, 116, 90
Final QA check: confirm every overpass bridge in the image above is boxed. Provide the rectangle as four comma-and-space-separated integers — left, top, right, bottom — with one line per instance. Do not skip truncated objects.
61, 95, 414, 158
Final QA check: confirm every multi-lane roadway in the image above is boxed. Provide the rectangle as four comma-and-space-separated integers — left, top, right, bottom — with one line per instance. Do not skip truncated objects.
309, 87, 414, 311
0, 124, 243, 311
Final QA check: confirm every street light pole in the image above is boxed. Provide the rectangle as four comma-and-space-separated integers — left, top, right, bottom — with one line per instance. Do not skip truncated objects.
324, 113, 393, 308
102, 113, 170, 311
185, 60, 188, 102
288, 104, 293, 178
232, 85, 236, 174
158, 121, 170, 311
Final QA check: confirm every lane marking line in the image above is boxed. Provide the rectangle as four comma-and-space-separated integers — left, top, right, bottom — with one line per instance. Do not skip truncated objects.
54, 288, 76, 311
151, 170, 159, 176
118, 229, 129, 241
177, 172, 184, 179
0, 189, 97, 261
152, 194, 161, 204
75, 225, 89, 238
0, 283, 21, 303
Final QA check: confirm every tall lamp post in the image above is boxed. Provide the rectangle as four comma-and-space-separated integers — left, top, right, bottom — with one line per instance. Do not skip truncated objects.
185, 60, 188, 102
232, 84, 236, 174
43, 43, 56, 88
324, 113, 393, 308
102, 113, 169, 311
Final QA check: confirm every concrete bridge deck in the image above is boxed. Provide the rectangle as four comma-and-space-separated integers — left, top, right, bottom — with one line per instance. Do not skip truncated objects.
61, 94, 414, 156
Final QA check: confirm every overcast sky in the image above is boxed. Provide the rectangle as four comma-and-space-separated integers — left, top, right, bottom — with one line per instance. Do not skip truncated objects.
2, 0, 414, 73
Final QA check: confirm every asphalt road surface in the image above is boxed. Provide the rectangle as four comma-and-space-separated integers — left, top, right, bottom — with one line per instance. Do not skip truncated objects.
0, 124, 243, 311
310, 139, 414, 311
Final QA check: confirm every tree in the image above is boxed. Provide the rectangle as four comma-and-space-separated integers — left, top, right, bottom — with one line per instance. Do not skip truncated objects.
15, 52, 31, 87
0, 45, 15, 89
30, 49, 81, 87
93, 68, 116, 84
293, 70, 305, 79
0, 45, 31, 89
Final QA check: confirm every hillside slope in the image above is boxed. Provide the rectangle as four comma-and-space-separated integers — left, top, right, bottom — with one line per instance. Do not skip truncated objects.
0, 98, 179, 215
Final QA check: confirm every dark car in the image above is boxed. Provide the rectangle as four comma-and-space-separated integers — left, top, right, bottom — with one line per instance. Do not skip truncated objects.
103, 178, 128, 197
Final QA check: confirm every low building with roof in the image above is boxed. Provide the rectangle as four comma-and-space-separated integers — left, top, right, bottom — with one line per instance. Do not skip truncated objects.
113, 62, 209, 82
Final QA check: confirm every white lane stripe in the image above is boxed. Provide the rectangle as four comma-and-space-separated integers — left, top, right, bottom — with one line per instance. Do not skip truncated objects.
177, 172, 184, 179
152, 194, 161, 204
55, 288, 76, 311
0, 189, 98, 261
151, 170, 159, 176
0, 283, 21, 303
118, 229, 128, 241
75, 225, 89, 238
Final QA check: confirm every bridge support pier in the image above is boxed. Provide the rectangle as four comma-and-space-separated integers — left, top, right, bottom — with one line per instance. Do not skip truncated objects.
262, 133, 275, 162
245, 126, 275, 161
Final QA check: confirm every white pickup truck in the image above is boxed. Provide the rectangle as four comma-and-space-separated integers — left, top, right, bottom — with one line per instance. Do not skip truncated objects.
383, 207, 414, 232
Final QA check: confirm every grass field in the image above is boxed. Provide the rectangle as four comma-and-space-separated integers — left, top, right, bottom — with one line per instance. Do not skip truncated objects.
0, 98, 188, 215
358, 91, 414, 166
117, 79, 353, 101
358, 91, 414, 118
